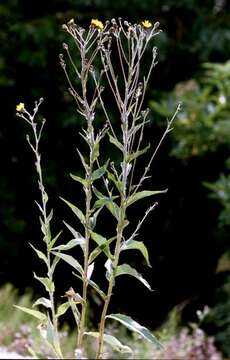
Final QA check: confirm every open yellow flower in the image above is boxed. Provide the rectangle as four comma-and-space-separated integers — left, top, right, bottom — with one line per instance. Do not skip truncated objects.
91, 19, 104, 30
16, 102, 25, 112
141, 20, 152, 29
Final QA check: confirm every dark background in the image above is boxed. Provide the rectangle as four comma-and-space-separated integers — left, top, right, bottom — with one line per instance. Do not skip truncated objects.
1, 0, 230, 354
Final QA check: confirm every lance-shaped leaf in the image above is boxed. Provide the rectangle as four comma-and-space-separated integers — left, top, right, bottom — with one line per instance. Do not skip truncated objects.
52, 252, 83, 276
127, 189, 167, 207
63, 221, 85, 251
92, 164, 107, 181
34, 273, 55, 293
106, 314, 162, 349
108, 133, 123, 152
115, 264, 152, 291
88, 236, 115, 264
107, 171, 123, 194
70, 173, 88, 187
121, 240, 151, 267
73, 272, 106, 300
45, 315, 63, 358
33, 297, 52, 309
84, 332, 132, 353
48, 230, 63, 250
52, 238, 85, 251
14, 305, 46, 321
60, 197, 85, 224
56, 302, 70, 318
29, 243, 48, 265
90, 232, 113, 259
127, 144, 150, 163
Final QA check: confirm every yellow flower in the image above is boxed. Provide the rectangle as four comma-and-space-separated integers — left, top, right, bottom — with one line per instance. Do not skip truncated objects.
91, 18, 104, 30
141, 20, 153, 29
16, 102, 25, 112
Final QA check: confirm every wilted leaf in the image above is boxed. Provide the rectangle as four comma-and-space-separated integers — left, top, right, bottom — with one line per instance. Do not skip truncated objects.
106, 314, 162, 349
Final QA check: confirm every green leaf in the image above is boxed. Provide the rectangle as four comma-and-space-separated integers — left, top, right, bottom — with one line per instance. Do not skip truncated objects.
70, 173, 88, 187
50, 256, 60, 276
106, 314, 162, 349
32, 297, 52, 309
52, 238, 85, 251
115, 264, 152, 291
56, 302, 70, 318
63, 221, 85, 251
34, 273, 55, 293
73, 272, 106, 300
127, 144, 150, 162
29, 243, 48, 265
46, 315, 63, 357
60, 197, 85, 224
107, 171, 123, 193
84, 332, 132, 353
92, 165, 107, 181
108, 134, 123, 152
121, 240, 151, 267
92, 141, 100, 162
88, 236, 115, 264
48, 230, 63, 250
14, 305, 46, 321
127, 189, 167, 207
52, 252, 83, 276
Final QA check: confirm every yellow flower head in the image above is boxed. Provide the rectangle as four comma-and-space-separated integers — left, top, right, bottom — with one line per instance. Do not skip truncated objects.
16, 102, 25, 112
141, 20, 153, 29
91, 19, 104, 30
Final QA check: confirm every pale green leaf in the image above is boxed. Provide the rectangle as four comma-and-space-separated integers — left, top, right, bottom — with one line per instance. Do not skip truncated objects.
115, 264, 152, 291
106, 314, 162, 349
121, 240, 151, 267
52, 252, 83, 275
48, 230, 63, 250
92, 165, 107, 181
88, 236, 115, 264
33, 297, 52, 309
73, 272, 106, 300
60, 197, 85, 224
34, 273, 55, 293
84, 332, 132, 353
127, 144, 150, 162
70, 173, 88, 187
56, 302, 70, 317
46, 315, 63, 357
127, 189, 167, 207
50, 256, 60, 276
14, 305, 46, 321
108, 134, 123, 152
29, 243, 48, 265
52, 238, 85, 251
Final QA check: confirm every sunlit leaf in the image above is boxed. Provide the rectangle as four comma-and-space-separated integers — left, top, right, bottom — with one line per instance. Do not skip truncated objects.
60, 197, 85, 224
106, 314, 162, 349
127, 144, 150, 162
52, 252, 83, 275
14, 305, 46, 321
73, 272, 106, 300
92, 165, 107, 181
34, 273, 55, 293
29, 243, 48, 265
48, 230, 63, 250
84, 332, 132, 353
108, 134, 123, 152
70, 173, 88, 187
52, 238, 85, 251
88, 236, 115, 264
127, 189, 167, 207
115, 264, 152, 290
32, 297, 52, 309
121, 240, 151, 267
56, 302, 70, 318
87, 262, 94, 280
